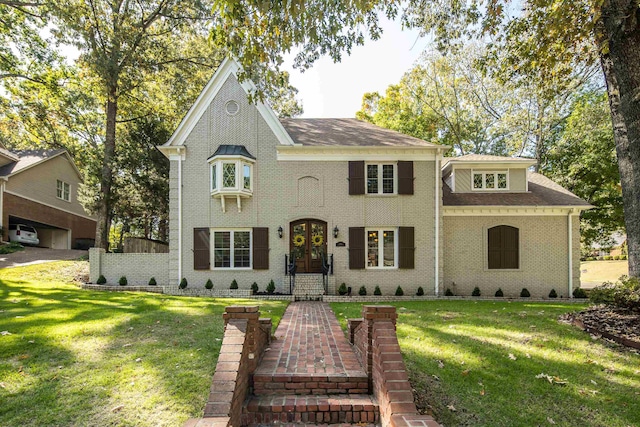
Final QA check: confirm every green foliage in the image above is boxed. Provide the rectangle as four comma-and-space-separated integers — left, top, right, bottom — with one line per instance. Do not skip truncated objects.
96, 275, 106, 285
520, 288, 531, 298
205, 279, 213, 290
179, 278, 187, 289
572, 287, 587, 299
374, 285, 382, 296
445, 288, 454, 296
338, 283, 348, 296
549, 289, 558, 298
590, 277, 639, 310
148, 277, 157, 286
230, 279, 238, 290
250, 282, 258, 294
495, 288, 504, 297
395, 286, 404, 296
358, 286, 367, 296
472, 287, 481, 297
0, 242, 24, 254
604, 255, 613, 261
266, 280, 275, 294
119, 276, 127, 286
416, 286, 424, 296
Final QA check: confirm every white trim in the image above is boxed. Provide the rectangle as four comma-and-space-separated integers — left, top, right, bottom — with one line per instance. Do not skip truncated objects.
161, 58, 294, 151
277, 146, 439, 161
365, 162, 397, 195
4, 151, 83, 181
211, 228, 253, 270
169, 151, 185, 282
442, 158, 536, 175
568, 211, 574, 298
435, 150, 441, 295
3, 190, 95, 221
470, 170, 509, 191
0, 180, 5, 228
365, 228, 399, 269
443, 206, 591, 216
451, 169, 455, 192
56, 179, 71, 202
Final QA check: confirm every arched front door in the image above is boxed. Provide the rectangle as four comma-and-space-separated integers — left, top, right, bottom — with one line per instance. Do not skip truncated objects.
290, 219, 327, 273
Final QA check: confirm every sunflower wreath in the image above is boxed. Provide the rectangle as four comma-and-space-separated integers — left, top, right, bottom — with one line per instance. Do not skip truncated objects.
311, 233, 324, 246
293, 234, 305, 247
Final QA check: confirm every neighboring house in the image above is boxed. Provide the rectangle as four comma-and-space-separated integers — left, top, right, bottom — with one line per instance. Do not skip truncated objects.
90, 58, 591, 297
590, 232, 627, 257
0, 144, 96, 249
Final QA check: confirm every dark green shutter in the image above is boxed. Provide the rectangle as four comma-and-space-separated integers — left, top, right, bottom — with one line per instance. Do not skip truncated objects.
397, 161, 414, 195
348, 161, 365, 195
398, 227, 415, 269
252, 227, 269, 270
349, 227, 365, 269
194, 228, 210, 270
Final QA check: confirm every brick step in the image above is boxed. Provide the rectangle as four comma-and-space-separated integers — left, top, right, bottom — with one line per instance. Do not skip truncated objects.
253, 373, 369, 395
241, 394, 379, 426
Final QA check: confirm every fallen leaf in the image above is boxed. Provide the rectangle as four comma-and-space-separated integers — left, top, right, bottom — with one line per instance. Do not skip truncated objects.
525, 353, 531, 359
135, 358, 142, 363
591, 380, 598, 386
508, 353, 517, 361
547, 417, 556, 424
1, 331, 11, 336
112, 405, 124, 413
447, 404, 456, 412
438, 360, 444, 369
123, 343, 132, 348
461, 369, 470, 376
28, 340, 35, 344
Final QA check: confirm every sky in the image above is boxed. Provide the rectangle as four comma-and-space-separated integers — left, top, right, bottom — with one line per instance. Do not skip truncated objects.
282, 16, 428, 119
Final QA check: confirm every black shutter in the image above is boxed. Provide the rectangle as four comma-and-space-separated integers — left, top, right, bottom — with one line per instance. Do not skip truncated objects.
253, 227, 269, 270
398, 227, 415, 269
349, 227, 365, 269
348, 161, 365, 195
488, 226, 519, 269
194, 228, 210, 270
397, 161, 414, 195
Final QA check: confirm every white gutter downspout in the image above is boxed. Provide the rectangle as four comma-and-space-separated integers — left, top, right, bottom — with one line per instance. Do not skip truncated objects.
435, 149, 441, 296
568, 209, 574, 298
0, 178, 6, 234
170, 148, 185, 284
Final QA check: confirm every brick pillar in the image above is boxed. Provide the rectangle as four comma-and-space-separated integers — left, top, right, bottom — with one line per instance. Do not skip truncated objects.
360, 306, 398, 393
223, 306, 262, 371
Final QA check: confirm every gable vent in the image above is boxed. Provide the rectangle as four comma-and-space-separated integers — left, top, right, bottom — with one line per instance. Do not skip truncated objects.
225, 100, 240, 116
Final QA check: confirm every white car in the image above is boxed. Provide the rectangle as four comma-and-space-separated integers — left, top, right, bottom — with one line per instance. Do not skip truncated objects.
8, 224, 40, 246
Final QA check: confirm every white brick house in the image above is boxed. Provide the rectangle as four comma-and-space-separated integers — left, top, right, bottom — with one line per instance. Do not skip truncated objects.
90, 58, 591, 298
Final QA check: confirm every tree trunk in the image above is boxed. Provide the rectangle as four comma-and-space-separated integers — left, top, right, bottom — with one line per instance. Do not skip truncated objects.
599, 0, 640, 277
95, 85, 118, 250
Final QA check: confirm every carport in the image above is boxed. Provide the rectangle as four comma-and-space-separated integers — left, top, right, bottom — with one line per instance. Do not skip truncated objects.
9, 215, 71, 249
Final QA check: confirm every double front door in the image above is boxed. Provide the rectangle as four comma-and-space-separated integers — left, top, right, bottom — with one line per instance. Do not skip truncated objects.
290, 219, 327, 273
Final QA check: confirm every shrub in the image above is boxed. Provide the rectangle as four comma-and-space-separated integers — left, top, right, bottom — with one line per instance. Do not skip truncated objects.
597, 256, 604, 261
621, 254, 628, 260
148, 277, 157, 286
395, 286, 404, 296
374, 285, 382, 296
586, 256, 596, 261
267, 280, 276, 294
119, 276, 128, 286
572, 287, 587, 299
445, 288, 454, 296
338, 283, 348, 296
472, 287, 481, 297
549, 289, 558, 298
520, 288, 531, 298
359, 286, 367, 296
179, 278, 188, 289
251, 282, 258, 294
589, 277, 640, 309
416, 286, 424, 296
0, 241, 24, 254
205, 279, 214, 290
230, 279, 238, 290
614, 255, 622, 260
495, 288, 504, 297
604, 255, 613, 261
96, 275, 107, 285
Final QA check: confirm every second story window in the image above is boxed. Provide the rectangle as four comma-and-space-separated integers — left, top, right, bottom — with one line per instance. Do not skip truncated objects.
57, 180, 70, 201
367, 163, 395, 194
473, 171, 508, 190
208, 145, 255, 212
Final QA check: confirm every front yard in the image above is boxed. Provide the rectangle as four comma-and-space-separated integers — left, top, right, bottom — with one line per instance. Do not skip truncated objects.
332, 301, 640, 427
0, 261, 288, 427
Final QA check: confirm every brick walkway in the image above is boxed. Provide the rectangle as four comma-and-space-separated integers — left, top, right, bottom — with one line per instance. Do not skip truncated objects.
254, 302, 366, 380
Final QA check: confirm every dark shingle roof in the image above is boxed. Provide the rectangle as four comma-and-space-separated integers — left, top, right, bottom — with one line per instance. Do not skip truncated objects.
0, 149, 67, 176
280, 118, 442, 148
443, 172, 591, 207
208, 145, 255, 160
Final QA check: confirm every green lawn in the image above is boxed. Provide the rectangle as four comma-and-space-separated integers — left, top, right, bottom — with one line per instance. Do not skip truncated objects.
331, 301, 640, 427
0, 261, 289, 427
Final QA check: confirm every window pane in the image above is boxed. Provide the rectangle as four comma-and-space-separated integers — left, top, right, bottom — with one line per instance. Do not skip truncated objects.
211, 164, 217, 190
383, 230, 395, 267
367, 164, 378, 194
214, 231, 230, 267
234, 231, 250, 268
382, 164, 394, 193
223, 163, 236, 188
243, 164, 251, 190
64, 183, 70, 201
473, 174, 483, 189
485, 174, 495, 189
498, 173, 507, 188
367, 231, 379, 267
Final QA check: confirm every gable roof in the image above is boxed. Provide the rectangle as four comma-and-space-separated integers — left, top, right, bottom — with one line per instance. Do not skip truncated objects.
442, 171, 592, 208
161, 58, 294, 152
0, 149, 83, 180
0, 145, 20, 163
279, 118, 443, 148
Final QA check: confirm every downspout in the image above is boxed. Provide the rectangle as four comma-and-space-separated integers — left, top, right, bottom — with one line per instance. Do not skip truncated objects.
568, 209, 573, 298
434, 149, 441, 296
0, 178, 6, 237
178, 148, 183, 283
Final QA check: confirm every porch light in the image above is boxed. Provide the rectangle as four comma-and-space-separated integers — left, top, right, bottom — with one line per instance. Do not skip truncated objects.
333, 226, 339, 238
278, 226, 283, 239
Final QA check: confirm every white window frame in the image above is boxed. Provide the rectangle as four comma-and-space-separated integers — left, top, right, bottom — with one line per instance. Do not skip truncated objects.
366, 162, 397, 195
209, 158, 254, 195
211, 228, 252, 270
365, 227, 399, 269
56, 179, 71, 202
471, 170, 509, 191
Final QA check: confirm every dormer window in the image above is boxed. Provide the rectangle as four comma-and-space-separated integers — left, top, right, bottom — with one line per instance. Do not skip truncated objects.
472, 171, 508, 191
208, 145, 255, 212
